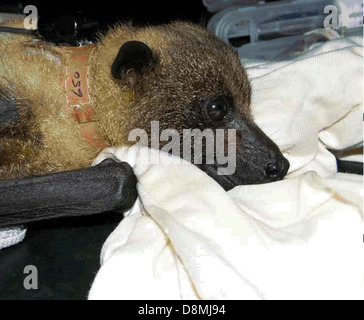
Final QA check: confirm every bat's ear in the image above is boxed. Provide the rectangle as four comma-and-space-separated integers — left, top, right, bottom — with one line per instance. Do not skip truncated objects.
111, 41, 157, 87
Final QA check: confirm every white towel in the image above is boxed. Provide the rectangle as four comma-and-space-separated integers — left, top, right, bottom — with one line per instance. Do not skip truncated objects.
88, 36, 364, 300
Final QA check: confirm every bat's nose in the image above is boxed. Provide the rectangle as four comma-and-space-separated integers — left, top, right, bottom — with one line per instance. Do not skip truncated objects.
265, 157, 290, 182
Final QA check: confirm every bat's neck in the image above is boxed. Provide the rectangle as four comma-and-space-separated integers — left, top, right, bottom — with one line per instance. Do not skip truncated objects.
89, 40, 136, 148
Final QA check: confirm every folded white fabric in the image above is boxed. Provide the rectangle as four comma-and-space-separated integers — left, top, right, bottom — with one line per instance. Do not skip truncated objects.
0, 227, 27, 250
89, 36, 363, 300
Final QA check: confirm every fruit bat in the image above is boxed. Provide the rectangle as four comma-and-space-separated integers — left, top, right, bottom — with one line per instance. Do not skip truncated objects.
0, 18, 290, 228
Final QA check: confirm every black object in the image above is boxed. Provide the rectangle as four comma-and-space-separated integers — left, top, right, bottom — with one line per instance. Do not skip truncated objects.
37, 13, 100, 45
337, 158, 363, 175
0, 26, 35, 35
0, 14, 99, 45
0, 158, 137, 299
329, 148, 363, 176
0, 213, 120, 300
0, 1, 209, 45
0, 158, 138, 228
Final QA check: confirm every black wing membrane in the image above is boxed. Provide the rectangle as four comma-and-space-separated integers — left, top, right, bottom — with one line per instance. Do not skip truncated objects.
0, 159, 138, 228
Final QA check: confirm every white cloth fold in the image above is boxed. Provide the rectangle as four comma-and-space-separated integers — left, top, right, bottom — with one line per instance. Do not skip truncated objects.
0, 227, 27, 250
89, 36, 363, 300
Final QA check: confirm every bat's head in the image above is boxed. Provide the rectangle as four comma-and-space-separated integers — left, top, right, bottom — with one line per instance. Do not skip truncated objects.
109, 22, 289, 190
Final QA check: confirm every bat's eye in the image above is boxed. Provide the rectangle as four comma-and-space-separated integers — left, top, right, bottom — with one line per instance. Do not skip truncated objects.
206, 98, 229, 121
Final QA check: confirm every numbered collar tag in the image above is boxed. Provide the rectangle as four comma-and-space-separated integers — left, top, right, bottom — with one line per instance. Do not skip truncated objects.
64, 45, 95, 117
64, 45, 108, 150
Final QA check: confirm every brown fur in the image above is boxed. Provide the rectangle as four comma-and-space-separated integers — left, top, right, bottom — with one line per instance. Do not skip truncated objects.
0, 18, 251, 181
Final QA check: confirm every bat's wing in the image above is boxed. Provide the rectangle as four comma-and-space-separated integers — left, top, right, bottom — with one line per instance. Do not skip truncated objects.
0, 159, 138, 228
